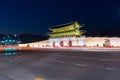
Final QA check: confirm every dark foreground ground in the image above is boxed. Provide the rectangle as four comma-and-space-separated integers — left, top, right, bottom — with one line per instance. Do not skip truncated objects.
0, 49, 120, 80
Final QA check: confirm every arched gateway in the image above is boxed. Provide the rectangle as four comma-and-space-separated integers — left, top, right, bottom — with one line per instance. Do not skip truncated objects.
60, 41, 63, 47
53, 42, 55, 47
68, 40, 72, 47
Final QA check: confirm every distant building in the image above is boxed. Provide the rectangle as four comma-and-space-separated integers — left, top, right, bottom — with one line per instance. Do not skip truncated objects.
0, 35, 20, 46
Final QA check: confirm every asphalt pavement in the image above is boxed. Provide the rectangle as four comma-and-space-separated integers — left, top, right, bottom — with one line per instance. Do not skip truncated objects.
0, 49, 120, 80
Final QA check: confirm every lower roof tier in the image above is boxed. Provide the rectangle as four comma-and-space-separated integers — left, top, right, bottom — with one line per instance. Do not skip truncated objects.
48, 30, 85, 38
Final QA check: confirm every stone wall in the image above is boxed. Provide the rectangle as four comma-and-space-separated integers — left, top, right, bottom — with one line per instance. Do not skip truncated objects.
18, 37, 120, 48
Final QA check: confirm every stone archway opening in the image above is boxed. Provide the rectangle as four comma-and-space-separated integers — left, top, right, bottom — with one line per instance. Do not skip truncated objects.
53, 42, 55, 47
68, 40, 72, 47
60, 41, 64, 47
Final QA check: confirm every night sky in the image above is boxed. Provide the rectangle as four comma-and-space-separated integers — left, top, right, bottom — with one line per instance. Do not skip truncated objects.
0, 0, 120, 36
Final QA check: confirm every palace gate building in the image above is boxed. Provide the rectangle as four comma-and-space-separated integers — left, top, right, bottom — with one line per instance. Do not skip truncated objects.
48, 21, 86, 47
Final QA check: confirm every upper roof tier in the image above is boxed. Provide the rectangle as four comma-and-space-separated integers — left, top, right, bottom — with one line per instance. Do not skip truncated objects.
49, 21, 83, 33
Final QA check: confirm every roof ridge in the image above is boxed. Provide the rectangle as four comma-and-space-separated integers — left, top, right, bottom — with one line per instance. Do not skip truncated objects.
49, 21, 75, 29
55, 21, 74, 27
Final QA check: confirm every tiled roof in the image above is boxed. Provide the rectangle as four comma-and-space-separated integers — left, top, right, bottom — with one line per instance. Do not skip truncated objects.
49, 22, 74, 29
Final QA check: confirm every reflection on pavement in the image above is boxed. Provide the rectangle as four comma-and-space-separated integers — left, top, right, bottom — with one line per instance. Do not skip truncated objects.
34, 77, 44, 80
3, 52, 16, 56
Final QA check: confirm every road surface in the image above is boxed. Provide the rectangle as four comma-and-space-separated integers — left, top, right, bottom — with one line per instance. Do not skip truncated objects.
0, 49, 120, 80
